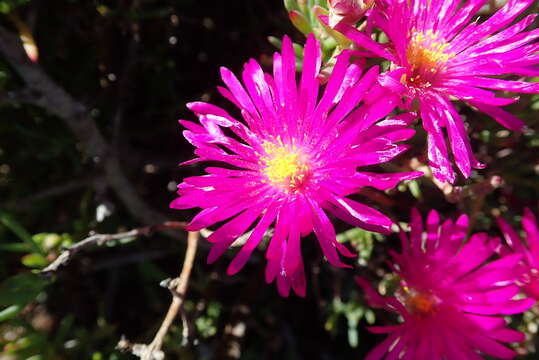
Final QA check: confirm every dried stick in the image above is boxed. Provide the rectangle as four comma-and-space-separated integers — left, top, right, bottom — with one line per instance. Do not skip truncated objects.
118, 231, 199, 360
145, 231, 199, 359
0, 24, 168, 227
42, 222, 186, 274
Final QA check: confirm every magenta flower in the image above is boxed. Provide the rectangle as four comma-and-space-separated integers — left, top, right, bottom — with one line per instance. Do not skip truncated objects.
357, 209, 534, 359
170, 34, 422, 297
497, 207, 539, 301
328, 0, 539, 183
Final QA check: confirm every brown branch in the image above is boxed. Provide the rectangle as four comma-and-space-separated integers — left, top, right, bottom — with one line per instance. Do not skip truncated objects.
0, 26, 106, 157
118, 231, 200, 360
0, 88, 41, 107
0, 19, 201, 358
41, 222, 187, 274
0, 24, 169, 226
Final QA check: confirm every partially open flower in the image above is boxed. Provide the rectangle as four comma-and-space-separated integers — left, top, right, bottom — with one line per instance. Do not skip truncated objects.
328, 0, 373, 27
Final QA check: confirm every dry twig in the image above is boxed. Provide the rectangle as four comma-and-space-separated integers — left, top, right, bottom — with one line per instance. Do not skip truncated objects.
0, 24, 168, 226
118, 231, 199, 360
41, 221, 186, 274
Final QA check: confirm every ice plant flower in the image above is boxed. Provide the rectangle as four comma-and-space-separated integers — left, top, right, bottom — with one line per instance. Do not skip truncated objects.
356, 209, 534, 359
497, 207, 539, 301
328, 0, 539, 183
171, 34, 422, 297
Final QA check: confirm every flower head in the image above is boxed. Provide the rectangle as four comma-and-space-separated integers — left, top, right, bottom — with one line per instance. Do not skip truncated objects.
357, 209, 534, 359
497, 207, 539, 301
171, 34, 422, 297
329, 0, 539, 183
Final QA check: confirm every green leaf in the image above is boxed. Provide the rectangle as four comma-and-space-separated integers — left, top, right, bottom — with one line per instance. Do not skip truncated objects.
480, 130, 491, 143
321, 37, 337, 51
0, 0, 30, 14
267, 37, 304, 71
365, 309, 376, 325
207, 301, 222, 318
21, 253, 48, 269
298, 0, 309, 14
0, 243, 32, 252
283, 0, 299, 11
0, 210, 42, 254
0, 69, 8, 88
292, 43, 305, 58
0, 273, 48, 307
288, 10, 313, 36
268, 36, 304, 56
347, 327, 359, 348
345, 306, 365, 346
0, 304, 22, 322
32, 233, 60, 248
346, 306, 364, 326
0, 2, 11, 13
268, 36, 282, 50
324, 314, 337, 332
8, 332, 49, 358
408, 180, 422, 200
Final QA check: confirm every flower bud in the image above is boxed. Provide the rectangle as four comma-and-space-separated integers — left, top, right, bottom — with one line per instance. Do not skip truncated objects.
328, 0, 373, 27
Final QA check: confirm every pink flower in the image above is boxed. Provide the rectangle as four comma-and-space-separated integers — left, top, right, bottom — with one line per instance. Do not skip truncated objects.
357, 209, 534, 359
171, 34, 422, 297
327, 0, 539, 183
497, 207, 539, 301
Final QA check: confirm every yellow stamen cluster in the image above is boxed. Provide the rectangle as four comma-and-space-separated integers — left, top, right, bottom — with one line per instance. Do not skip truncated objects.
407, 29, 455, 73
402, 286, 438, 316
261, 141, 310, 192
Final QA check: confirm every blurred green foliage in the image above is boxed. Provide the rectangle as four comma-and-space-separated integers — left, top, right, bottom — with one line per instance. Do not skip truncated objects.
0, 0, 29, 14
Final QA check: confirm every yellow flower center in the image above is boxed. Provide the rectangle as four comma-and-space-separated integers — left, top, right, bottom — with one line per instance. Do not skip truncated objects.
261, 141, 310, 192
401, 286, 439, 316
405, 29, 455, 86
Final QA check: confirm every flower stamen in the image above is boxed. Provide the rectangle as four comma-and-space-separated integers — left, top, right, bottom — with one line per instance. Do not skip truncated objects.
401, 286, 439, 316
261, 141, 311, 192
405, 29, 455, 87
407, 30, 455, 68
